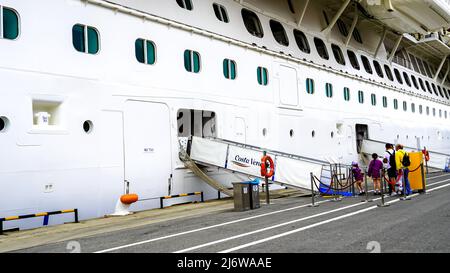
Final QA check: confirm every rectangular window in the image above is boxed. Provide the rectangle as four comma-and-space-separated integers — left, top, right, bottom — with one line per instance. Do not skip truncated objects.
358, 91, 364, 104
135, 39, 156, 65
184, 50, 201, 73
332, 44, 345, 65
293, 29, 310, 54
213, 3, 229, 23
394, 99, 398, 110
411, 103, 415, 113
403, 101, 407, 112
1, 6, 19, 40
72, 24, 99, 54
223, 59, 237, 80
371, 94, 376, 106
325, 83, 333, 98
344, 87, 350, 101
306, 78, 315, 94
382, 96, 388, 108
257, 67, 268, 86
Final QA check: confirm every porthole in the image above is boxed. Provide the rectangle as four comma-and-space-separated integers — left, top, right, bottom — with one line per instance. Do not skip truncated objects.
262, 128, 267, 137
289, 129, 294, 138
331, 132, 334, 138
312, 130, 316, 138
83, 120, 93, 134
0, 116, 9, 132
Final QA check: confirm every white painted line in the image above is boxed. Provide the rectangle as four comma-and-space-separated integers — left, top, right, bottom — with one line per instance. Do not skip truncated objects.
219, 183, 450, 253
96, 179, 450, 253
219, 206, 379, 253
427, 179, 450, 186
427, 173, 450, 180
95, 199, 331, 253
174, 202, 370, 253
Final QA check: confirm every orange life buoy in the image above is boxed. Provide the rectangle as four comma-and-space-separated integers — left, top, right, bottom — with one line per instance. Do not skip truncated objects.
261, 155, 275, 178
120, 194, 139, 205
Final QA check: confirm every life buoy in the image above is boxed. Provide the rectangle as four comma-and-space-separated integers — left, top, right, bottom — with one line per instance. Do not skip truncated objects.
261, 155, 275, 178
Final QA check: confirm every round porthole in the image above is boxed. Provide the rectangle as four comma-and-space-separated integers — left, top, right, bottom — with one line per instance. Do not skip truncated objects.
331, 132, 334, 138
83, 120, 93, 134
0, 117, 9, 133
312, 130, 316, 138
262, 128, 267, 137
289, 129, 294, 138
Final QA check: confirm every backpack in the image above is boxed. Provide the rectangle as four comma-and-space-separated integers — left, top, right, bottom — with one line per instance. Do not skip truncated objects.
387, 150, 396, 170
402, 152, 411, 167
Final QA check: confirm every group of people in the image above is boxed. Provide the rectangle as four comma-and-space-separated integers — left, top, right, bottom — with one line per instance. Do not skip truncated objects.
351, 143, 412, 196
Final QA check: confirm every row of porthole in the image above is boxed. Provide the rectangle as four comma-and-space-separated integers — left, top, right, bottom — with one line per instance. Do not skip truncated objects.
262, 128, 335, 139
0, 117, 94, 134
261, 128, 447, 141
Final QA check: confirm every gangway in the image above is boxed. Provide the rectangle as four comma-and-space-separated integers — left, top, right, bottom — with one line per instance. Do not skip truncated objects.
360, 139, 450, 170
180, 137, 335, 196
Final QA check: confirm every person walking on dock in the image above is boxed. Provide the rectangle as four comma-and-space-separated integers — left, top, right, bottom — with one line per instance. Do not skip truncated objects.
352, 162, 365, 195
395, 144, 412, 196
383, 143, 397, 196
368, 153, 383, 195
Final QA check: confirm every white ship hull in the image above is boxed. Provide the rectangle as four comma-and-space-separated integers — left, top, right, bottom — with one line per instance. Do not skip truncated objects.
1, 0, 449, 230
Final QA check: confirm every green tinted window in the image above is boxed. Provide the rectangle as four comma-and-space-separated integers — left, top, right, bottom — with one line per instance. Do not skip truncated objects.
344, 87, 350, 101
2, 7, 19, 40
382, 96, 388, 108
135, 39, 145, 63
257, 67, 268, 86
358, 91, 364, 104
394, 99, 398, 110
371, 94, 376, 106
223, 59, 236, 80
72, 24, 85, 52
135, 39, 156, 65
72, 24, 99, 54
193, 52, 200, 73
184, 50, 200, 73
326, 83, 333, 98
146, 41, 156, 64
87, 27, 99, 54
306, 78, 314, 94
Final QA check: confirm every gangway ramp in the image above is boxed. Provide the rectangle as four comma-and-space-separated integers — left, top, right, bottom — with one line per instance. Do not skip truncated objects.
361, 139, 450, 170
184, 137, 329, 193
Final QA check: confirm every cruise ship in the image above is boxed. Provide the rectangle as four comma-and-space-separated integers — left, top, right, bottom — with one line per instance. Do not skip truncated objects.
1, 0, 450, 230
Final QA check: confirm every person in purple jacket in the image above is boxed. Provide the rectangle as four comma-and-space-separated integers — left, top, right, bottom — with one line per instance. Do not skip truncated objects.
352, 162, 365, 195
368, 153, 383, 195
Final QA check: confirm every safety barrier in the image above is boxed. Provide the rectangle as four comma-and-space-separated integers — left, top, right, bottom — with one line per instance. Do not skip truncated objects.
309, 161, 428, 208
0, 209, 79, 235
160, 192, 204, 209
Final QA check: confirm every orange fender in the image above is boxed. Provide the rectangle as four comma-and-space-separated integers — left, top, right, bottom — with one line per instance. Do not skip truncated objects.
120, 194, 139, 205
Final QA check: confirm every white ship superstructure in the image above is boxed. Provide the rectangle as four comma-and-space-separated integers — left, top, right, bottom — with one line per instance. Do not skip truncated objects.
1, 0, 450, 230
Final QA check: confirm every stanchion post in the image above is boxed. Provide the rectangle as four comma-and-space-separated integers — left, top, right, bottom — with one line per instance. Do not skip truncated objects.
309, 172, 319, 207
351, 168, 355, 197
362, 173, 372, 202
74, 209, 79, 223
263, 151, 270, 205
420, 163, 427, 194
201, 192, 205, 203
